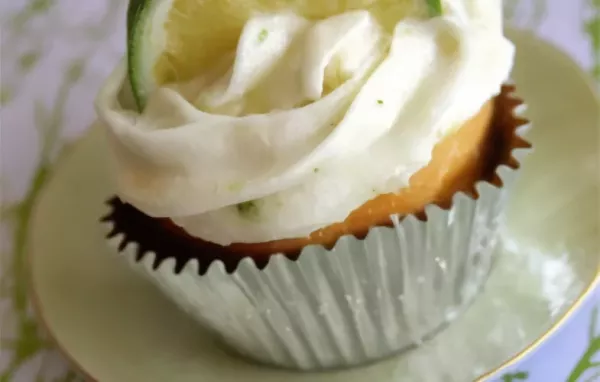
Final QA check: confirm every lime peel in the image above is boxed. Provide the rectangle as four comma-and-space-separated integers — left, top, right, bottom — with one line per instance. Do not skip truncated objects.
127, 0, 149, 110
127, 0, 172, 111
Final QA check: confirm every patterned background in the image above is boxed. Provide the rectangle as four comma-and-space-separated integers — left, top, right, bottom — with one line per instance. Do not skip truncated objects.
0, 0, 599, 381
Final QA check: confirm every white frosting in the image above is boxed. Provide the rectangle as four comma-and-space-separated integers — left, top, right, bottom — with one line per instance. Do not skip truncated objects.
96, 1, 514, 245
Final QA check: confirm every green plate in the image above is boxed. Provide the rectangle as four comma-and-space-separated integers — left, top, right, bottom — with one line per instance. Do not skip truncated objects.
29, 29, 600, 381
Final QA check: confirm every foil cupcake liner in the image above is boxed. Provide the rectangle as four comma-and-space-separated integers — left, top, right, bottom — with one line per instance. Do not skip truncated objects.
102, 87, 531, 370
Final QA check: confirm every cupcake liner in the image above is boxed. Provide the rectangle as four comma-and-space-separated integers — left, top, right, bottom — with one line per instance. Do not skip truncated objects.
102, 86, 531, 370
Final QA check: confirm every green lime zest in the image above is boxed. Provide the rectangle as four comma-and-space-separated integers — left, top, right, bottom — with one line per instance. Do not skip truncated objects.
426, 0, 442, 17
237, 200, 261, 219
258, 28, 269, 43
228, 181, 245, 192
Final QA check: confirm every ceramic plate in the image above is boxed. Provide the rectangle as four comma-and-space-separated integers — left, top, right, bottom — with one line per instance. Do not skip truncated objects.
29, 29, 600, 382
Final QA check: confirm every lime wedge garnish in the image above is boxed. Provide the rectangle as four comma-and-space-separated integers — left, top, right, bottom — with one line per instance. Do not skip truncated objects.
126, 0, 436, 111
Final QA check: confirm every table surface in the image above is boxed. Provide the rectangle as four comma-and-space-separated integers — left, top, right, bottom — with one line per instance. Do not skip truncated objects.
1, 1, 599, 381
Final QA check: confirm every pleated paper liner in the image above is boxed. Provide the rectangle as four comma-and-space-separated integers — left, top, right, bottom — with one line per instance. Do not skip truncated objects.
101, 85, 531, 370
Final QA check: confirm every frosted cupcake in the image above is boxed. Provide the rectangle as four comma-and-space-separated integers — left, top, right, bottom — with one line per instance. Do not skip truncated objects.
96, 0, 530, 370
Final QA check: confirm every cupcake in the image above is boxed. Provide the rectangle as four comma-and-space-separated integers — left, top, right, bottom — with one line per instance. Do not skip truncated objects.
96, 0, 531, 371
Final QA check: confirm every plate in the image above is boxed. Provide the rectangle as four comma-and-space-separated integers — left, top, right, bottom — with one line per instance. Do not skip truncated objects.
29, 29, 600, 382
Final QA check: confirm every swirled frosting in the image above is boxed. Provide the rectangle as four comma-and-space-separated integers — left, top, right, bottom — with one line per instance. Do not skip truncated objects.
96, 1, 514, 245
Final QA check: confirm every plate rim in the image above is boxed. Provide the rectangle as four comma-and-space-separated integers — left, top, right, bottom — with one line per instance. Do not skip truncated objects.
27, 28, 600, 382
478, 27, 600, 381
28, 140, 99, 382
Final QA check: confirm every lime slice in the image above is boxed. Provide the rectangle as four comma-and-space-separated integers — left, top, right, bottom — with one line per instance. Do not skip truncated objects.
127, 0, 437, 110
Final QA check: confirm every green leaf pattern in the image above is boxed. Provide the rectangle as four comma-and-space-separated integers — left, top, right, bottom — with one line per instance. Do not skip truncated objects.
0, 0, 598, 380
1, 0, 125, 380
500, 371, 530, 382
567, 307, 600, 382
585, 0, 600, 81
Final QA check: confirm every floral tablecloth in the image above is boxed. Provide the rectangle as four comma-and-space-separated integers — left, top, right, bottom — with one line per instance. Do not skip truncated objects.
1, 1, 599, 381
